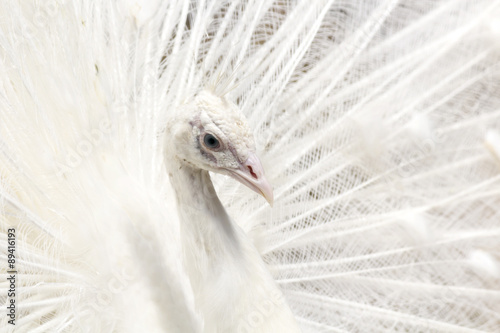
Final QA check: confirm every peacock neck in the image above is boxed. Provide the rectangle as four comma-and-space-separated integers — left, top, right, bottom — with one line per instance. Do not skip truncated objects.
164, 155, 301, 333
165, 156, 242, 260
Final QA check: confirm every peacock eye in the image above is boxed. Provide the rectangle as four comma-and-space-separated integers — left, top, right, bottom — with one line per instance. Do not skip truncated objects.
203, 133, 220, 150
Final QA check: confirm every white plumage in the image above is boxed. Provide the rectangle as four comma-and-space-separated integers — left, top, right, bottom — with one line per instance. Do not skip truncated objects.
1, 0, 500, 332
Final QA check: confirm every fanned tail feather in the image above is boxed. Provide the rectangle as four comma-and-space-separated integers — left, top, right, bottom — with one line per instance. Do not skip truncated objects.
1, 0, 500, 332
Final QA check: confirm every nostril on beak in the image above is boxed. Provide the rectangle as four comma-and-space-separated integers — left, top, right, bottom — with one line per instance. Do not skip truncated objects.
247, 165, 258, 179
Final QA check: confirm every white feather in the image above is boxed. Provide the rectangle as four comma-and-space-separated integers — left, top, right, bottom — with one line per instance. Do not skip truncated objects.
1, 0, 500, 332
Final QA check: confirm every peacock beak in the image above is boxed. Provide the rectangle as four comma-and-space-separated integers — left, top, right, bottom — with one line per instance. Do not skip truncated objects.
226, 153, 274, 206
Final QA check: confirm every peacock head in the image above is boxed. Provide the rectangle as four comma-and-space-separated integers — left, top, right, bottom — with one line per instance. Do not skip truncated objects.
169, 90, 273, 205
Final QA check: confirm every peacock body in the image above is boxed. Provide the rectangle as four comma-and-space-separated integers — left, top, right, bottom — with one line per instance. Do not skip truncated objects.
1, 0, 500, 332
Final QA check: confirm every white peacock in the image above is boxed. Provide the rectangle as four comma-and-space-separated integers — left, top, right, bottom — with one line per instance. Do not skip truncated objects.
0, 1, 499, 332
